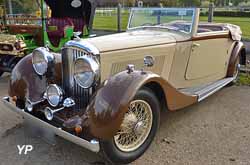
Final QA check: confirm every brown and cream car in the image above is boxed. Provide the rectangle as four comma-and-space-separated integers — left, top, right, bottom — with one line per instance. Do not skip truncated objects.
2, 8, 245, 164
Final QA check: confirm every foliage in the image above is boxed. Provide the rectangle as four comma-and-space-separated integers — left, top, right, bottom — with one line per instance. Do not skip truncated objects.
178, 0, 201, 6
1, 0, 250, 9
201, 11, 250, 17
0, 0, 39, 14
210, 0, 247, 6
239, 1, 250, 6
201, 0, 211, 7
237, 73, 250, 86
159, 0, 178, 7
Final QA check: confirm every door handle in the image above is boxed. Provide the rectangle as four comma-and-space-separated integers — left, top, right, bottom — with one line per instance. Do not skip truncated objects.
192, 43, 200, 47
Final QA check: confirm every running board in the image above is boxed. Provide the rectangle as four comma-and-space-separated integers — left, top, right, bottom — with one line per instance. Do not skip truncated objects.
180, 77, 235, 102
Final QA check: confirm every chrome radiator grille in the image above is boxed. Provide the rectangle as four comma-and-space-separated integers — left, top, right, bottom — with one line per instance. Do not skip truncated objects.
61, 47, 94, 110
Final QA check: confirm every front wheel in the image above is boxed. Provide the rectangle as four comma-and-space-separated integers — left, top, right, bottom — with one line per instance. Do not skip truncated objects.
100, 88, 160, 165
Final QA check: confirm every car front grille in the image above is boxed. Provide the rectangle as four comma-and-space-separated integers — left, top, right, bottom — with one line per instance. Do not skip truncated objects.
61, 47, 95, 110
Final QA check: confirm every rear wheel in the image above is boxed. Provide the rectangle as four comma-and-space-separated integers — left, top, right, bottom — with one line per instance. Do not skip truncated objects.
101, 88, 160, 165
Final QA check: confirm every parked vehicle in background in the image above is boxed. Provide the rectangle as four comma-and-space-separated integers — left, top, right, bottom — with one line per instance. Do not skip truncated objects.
2, 7, 245, 164
0, 0, 96, 77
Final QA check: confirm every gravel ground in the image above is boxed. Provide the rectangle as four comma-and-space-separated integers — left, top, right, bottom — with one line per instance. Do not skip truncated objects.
0, 75, 250, 165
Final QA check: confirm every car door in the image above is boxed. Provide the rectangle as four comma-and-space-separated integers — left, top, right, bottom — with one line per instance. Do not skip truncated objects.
185, 34, 232, 80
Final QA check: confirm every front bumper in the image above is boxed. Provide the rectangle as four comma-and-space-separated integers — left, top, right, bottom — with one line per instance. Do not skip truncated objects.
2, 96, 100, 153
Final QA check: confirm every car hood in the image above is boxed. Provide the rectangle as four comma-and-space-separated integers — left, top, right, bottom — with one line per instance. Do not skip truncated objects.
87, 30, 185, 53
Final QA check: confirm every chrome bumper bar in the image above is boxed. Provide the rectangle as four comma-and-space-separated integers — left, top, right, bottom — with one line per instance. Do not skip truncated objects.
2, 97, 100, 153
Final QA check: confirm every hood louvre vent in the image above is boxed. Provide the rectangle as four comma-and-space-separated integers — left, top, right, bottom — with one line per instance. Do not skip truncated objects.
110, 55, 166, 76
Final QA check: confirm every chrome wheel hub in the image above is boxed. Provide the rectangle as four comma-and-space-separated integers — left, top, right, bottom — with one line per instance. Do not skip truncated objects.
114, 100, 153, 152
134, 121, 144, 136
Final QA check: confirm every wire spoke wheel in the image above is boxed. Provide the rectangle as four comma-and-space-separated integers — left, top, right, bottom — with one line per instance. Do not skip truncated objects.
101, 88, 160, 164
114, 100, 153, 152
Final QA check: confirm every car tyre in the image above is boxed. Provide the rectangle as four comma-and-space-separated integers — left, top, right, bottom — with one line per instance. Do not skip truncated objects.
100, 87, 160, 165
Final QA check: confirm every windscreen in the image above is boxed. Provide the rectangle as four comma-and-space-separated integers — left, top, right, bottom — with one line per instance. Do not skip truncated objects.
128, 8, 196, 34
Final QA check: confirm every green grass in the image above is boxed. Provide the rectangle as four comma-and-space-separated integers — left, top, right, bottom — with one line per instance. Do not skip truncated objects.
237, 73, 250, 86
93, 14, 129, 31
93, 13, 250, 38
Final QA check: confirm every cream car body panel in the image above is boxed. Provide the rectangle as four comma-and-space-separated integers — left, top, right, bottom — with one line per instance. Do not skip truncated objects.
85, 30, 187, 82
100, 43, 176, 81
168, 39, 236, 89
87, 29, 236, 88
186, 34, 234, 80
87, 30, 188, 53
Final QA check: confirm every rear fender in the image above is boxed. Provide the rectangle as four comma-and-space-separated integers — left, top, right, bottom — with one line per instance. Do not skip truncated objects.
227, 41, 246, 77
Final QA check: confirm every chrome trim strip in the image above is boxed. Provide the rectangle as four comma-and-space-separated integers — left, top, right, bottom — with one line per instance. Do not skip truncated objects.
27, 98, 45, 106
64, 40, 100, 56
2, 97, 100, 153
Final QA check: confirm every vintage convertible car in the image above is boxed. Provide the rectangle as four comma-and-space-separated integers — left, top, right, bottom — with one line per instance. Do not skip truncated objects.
2, 8, 245, 164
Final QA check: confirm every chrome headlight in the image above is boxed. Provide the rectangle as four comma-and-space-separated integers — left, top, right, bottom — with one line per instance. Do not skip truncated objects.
44, 107, 54, 121
74, 56, 99, 89
46, 84, 63, 107
32, 47, 54, 76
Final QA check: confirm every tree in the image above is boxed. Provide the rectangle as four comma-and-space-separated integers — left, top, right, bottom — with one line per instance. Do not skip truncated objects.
232, 0, 245, 6
3, 0, 39, 14
160, 0, 178, 6
178, 0, 201, 6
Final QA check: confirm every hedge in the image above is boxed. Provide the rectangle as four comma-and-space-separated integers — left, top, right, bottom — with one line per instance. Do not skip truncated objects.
200, 11, 250, 17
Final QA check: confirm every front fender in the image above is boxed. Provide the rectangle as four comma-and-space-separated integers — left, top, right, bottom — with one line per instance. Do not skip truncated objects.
86, 70, 198, 139
9, 54, 62, 102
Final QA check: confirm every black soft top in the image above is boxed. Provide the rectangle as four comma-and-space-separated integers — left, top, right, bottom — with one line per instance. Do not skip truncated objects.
45, 0, 93, 19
